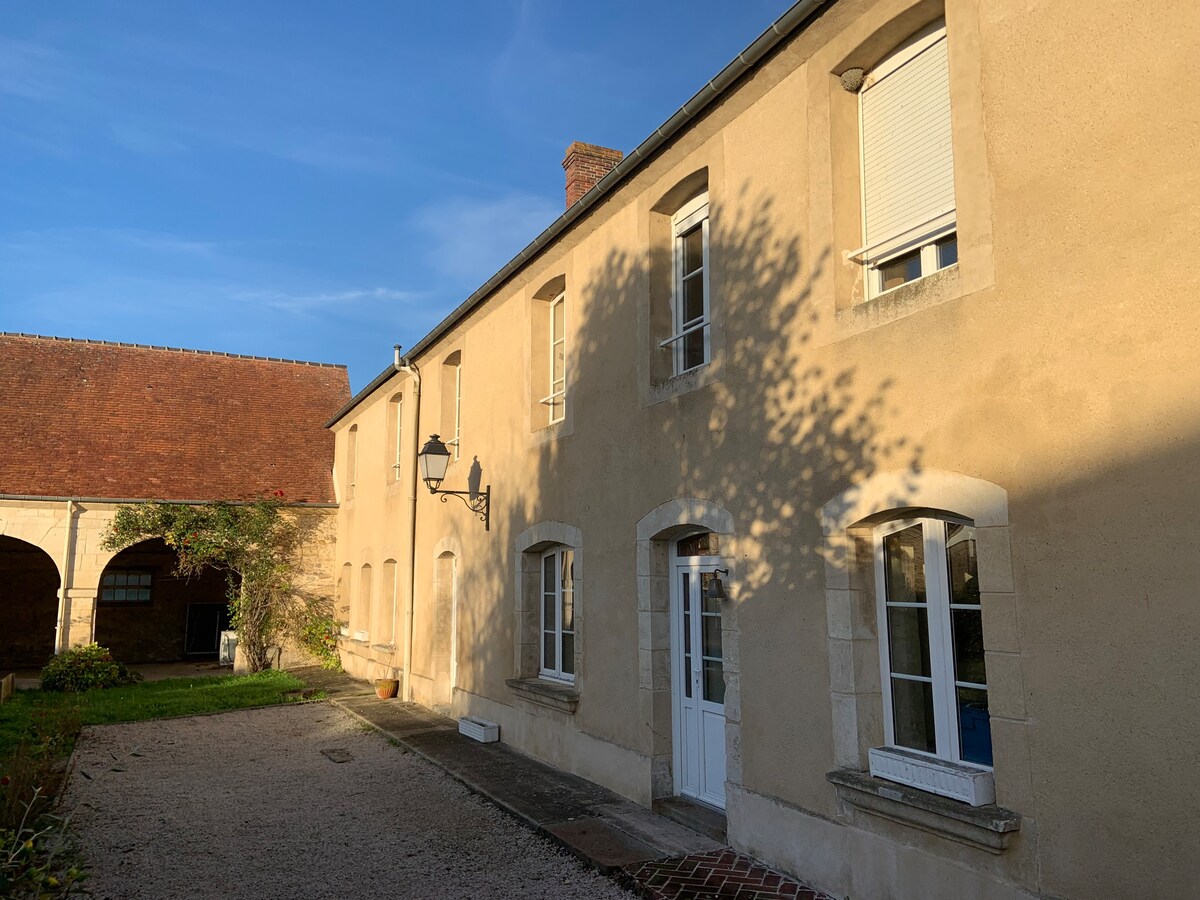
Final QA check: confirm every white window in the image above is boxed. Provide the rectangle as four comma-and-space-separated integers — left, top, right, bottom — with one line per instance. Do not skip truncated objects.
857, 20, 957, 298
346, 425, 358, 499
451, 364, 461, 459
872, 516, 993, 801
387, 394, 403, 482
540, 547, 575, 682
541, 292, 566, 424
660, 192, 710, 374
441, 352, 462, 460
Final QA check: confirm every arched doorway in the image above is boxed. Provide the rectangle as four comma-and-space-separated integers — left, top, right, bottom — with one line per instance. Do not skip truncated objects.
95, 538, 230, 663
0, 536, 61, 668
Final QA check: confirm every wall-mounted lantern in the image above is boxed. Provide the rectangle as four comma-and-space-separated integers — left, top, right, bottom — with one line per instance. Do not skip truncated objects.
704, 567, 730, 603
417, 434, 491, 531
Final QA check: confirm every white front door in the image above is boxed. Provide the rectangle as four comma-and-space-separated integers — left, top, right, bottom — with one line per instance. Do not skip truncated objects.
672, 554, 727, 809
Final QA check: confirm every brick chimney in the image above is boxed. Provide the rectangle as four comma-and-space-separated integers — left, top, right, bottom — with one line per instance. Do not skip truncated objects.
562, 141, 623, 208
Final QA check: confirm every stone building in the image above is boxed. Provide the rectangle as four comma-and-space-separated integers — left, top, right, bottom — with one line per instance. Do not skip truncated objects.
0, 333, 349, 667
326, 0, 1199, 896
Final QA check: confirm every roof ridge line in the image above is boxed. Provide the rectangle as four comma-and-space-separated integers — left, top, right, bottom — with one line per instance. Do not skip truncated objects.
0, 332, 346, 369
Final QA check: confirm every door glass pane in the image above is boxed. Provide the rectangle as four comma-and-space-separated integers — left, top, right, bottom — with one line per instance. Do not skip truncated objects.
891, 677, 936, 753
951, 608, 987, 685
883, 526, 926, 603
702, 615, 722, 659
887, 606, 931, 677
681, 575, 691, 656
543, 593, 555, 633
957, 686, 992, 766
700, 573, 721, 615
703, 660, 725, 705
676, 533, 718, 557
543, 633, 555, 670
945, 524, 980, 605
681, 225, 703, 275
681, 573, 692, 698
561, 633, 575, 676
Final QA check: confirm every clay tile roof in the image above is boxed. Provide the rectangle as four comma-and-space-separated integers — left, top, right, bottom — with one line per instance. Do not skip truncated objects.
0, 333, 350, 503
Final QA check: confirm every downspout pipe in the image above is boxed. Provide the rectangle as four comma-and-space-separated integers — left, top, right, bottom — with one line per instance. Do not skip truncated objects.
398, 354, 422, 703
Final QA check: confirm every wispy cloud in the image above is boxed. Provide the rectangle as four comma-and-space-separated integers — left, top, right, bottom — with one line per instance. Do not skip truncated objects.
0, 36, 66, 100
108, 123, 187, 156
235, 287, 427, 316
412, 191, 559, 285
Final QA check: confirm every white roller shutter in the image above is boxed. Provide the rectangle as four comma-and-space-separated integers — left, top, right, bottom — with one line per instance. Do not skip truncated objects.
860, 29, 955, 258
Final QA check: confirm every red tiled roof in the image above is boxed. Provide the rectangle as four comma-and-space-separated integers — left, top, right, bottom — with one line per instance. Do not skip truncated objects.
0, 334, 350, 503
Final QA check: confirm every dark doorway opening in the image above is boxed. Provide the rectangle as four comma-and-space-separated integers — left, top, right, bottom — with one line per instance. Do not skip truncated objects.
0, 536, 60, 669
95, 538, 229, 663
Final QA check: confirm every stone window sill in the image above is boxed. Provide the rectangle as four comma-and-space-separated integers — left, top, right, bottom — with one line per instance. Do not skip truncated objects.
505, 677, 579, 714
827, 768, 1020, 854
645, 358, 723, 407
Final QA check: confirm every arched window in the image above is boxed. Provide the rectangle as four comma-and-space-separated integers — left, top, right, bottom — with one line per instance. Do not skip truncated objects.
345, 425, 358, 500
338, 562, 352, 635
355, 563, 373, 642
530, 276, 568, 429
386, 393, 403, 484
378, 558, 398, 647
441, 352, 462, 460
539, 546, 575, 682
665, 191, 711, 374
873, 514, 990, 767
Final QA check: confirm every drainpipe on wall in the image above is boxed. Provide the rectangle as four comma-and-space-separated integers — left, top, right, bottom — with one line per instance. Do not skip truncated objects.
398, 352, 422, 702
54, 499, 75, 654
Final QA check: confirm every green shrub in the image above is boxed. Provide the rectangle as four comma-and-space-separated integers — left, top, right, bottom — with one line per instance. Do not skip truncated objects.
39, 645, 141, 693
295, 609, 342, 671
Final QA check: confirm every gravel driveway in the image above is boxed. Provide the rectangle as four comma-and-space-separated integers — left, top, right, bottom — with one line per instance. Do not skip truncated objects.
62, 703, 636, 900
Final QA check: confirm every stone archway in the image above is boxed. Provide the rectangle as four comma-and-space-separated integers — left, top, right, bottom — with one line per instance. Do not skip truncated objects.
634, 498, 739, 803
94, 538, 230, 663
0, 536, 61, 669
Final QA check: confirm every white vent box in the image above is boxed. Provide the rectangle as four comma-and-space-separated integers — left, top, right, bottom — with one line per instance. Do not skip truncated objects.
458, 716, 500, 743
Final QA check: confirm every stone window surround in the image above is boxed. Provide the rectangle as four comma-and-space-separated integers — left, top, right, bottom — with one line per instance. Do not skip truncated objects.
510, 521, 583, 713
638, 154, 727, 409
634, 498, 739, 802
807, 0, 996, 338
819, 468, 1026, 845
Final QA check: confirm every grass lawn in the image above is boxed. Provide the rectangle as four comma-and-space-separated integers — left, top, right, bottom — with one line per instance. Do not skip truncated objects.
0, 669, 312, 762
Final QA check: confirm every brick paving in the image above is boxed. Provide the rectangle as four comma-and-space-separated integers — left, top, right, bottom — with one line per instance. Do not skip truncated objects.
625, 848, 834, 900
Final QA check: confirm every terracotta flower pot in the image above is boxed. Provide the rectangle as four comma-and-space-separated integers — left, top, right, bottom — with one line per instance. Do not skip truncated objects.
374, 678, 399, 699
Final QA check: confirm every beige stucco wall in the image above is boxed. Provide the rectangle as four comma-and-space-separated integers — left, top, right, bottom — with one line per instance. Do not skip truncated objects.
330, 1, 1200, 898
0, 498, 338, 667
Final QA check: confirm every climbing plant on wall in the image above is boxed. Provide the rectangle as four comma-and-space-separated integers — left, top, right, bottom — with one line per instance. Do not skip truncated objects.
102, 496, 324, 673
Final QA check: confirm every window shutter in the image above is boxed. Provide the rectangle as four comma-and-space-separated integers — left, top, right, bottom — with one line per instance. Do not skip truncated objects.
861, 33, 955, 256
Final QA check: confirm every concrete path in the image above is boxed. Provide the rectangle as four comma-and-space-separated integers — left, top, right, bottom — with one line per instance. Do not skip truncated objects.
63, 702, 636, 900
298, 667, 834, 900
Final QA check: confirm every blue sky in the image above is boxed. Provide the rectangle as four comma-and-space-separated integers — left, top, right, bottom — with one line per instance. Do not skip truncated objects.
2, 0, 792, 389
